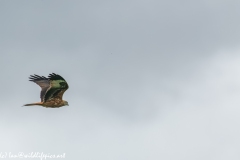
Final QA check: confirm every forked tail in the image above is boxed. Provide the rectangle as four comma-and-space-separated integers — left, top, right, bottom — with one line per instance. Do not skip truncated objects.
23, 102, 43, 106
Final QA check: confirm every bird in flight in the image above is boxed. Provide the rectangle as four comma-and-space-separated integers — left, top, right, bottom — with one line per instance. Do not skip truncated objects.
24, 73, 69, 108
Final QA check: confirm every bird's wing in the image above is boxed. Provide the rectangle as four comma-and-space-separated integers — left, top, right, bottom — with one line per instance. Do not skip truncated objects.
29, 74, 51, 102
43, 73, 69, 102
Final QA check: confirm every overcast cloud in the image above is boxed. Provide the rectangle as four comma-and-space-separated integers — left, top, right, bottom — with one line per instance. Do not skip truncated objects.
1, 0, 240, 160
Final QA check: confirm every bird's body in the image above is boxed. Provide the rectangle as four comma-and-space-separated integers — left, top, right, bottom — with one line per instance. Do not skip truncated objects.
24, 73, 69, 108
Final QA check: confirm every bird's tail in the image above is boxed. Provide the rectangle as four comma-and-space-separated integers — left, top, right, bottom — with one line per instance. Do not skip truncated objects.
23, 102, 43, 106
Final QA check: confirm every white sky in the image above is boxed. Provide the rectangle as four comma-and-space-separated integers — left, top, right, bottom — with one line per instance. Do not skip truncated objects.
1, 0, 240, 160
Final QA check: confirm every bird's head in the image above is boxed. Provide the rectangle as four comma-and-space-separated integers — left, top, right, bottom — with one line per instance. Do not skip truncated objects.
63, 100, 69, 106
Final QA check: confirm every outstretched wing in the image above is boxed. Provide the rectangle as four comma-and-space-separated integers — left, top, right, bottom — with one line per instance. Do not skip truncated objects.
29, 74, 50, 102
43, 73, 69, 102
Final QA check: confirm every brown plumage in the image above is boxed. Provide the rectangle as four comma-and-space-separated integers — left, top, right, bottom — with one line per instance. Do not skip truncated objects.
24, 73, 69, 108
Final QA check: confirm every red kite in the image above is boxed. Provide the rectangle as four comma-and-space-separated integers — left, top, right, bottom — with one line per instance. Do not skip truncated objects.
24, 73, 69, 108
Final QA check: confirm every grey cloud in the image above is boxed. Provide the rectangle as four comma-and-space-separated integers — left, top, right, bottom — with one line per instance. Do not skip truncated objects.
0, 0, 240, 159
